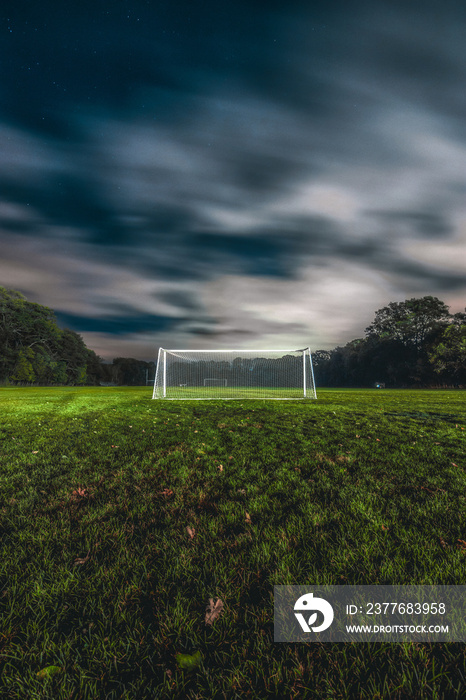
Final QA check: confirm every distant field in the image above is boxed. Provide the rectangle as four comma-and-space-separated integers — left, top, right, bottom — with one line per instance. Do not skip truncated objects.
0, 387, 465, 699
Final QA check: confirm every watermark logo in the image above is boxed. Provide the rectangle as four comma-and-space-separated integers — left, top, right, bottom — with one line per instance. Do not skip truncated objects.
276, 586, 466, 642
294, 592, 334, 633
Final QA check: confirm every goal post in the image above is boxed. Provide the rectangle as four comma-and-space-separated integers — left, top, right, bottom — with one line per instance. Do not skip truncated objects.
152, 348, 317, 400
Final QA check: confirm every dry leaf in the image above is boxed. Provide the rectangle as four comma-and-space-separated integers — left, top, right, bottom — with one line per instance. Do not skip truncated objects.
439, 537, 447, 549
457, 539, 466, 551
73, 550, 90, 566
186, 526, 196, 540
70, 487, 88, 501
158, 489, 174, 498
205, 597, 224, 625
218, 464, 223, 472
245, 512, 251, 524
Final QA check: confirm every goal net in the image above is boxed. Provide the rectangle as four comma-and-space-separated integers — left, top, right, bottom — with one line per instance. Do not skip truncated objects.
152, 348, 317, 399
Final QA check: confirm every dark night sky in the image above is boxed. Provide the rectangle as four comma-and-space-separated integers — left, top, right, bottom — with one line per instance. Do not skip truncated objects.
1, 0, 465, 359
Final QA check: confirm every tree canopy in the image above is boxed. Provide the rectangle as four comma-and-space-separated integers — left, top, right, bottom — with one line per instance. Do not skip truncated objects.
314, 296, 465, 388
364, 296, 451, 347
0, 287, 103, 385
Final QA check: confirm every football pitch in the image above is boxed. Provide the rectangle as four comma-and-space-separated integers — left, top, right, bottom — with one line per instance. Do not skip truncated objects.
0, 386, 465, 698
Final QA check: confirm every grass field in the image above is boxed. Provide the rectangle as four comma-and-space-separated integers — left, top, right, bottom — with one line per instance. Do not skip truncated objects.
155, 385, 314, 399
0, 386, 465, 699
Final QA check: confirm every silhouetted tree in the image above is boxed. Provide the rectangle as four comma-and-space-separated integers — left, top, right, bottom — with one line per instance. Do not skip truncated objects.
0, 287, 106, 385
365, 296, 450, 348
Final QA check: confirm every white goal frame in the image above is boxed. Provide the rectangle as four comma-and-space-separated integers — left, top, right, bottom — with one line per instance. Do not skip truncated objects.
152, 348, 317, 400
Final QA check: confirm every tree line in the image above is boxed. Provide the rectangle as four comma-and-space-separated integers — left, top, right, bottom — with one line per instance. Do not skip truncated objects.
0, 287, 154, 387
312, 296, 466, 388
0, 287, 464, 387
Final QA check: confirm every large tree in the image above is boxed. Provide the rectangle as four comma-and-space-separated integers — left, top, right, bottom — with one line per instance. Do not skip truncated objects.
363, 296, 453, 386
315, 297, 463, 388
428, 310, 466, 385
0, 287, 104, 385
0, 287, 61, 379
364, 296, 451, 348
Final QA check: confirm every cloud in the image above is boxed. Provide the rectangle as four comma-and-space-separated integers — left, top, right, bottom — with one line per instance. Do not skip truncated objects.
197, 263, 396, 349
272, 184, 361, 223
1, 2, 466, 359
401, 212, 466, 274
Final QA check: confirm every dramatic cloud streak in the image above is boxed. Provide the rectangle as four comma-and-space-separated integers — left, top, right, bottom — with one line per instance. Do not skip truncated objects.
1, 1, 465, 359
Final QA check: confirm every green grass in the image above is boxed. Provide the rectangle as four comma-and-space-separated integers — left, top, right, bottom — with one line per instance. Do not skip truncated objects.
0, 386, 465, 699
155, 385, 313, 399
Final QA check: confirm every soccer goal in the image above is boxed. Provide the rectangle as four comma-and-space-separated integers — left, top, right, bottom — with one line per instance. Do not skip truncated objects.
152, 348, 317, 399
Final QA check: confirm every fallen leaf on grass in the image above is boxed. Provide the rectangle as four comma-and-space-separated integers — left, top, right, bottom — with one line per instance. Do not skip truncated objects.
457, 540, 466, 551
73, 550, 91, 566
218, 464, 223, 472
70, 487, 88, 501
175, 650, 202, 671
186, 526, 196, 540
205, 597, 224, 625
245, 512, 252, 524
439, 537, 448, 549
158, 489, 174, 498
37, 666, 62, 679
